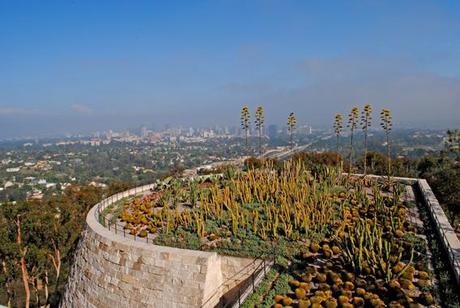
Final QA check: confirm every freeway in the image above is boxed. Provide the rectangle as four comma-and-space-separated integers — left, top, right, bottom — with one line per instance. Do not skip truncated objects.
259, 143, 313, 160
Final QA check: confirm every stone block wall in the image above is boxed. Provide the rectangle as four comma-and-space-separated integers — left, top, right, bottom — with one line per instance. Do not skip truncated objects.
60, 205, 258, 308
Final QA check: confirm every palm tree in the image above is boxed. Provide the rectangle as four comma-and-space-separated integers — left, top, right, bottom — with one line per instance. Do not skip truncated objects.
347, 107, 359, 173
240, 106, 251, 150
255, 106, 265, 154
360, 103, 373, 175
380, 108, 393, 180
287, 112, 297, 149
333, 113, 343, 163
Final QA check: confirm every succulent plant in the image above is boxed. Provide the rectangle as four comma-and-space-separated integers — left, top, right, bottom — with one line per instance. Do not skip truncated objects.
302, 273, 313, 283
282, 296, 293, 306
315, 273, 327, 283
417, 271, 429, 280
310, 296, 325, 305
353, 296, 365, 306
355, 288, 366, 297
289, 279, 301, 288
310, 242, 320, 253
297, 299, 311, 308
338, 295, 350, 305
415, 279, 430, 288
273, 294, 284, 303
324, 298, 338, 308
420, 292, 434, 305
399, 279, 415, 290
295, 287, 307, 299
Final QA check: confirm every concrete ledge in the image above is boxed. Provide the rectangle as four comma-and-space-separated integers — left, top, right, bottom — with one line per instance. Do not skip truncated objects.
417, 179, 460, 284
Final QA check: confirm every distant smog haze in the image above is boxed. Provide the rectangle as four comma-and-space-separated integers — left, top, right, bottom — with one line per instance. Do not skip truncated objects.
1, 1, 460, 138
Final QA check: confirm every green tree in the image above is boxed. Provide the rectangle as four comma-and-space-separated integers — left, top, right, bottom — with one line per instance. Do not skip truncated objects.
360, 103, 373, 175
0, 202, 32, 308
240, 106, 251, 150
254, 106, 265, 154
287, 112, 297, 149
0, 213, 18, 308
347, 107, 359, 172
445, 129, 460, 160
0, 184, 107, 307
380, 108, 393, 180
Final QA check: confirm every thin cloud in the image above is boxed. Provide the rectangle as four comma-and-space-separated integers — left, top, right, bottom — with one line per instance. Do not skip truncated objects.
0, 107, 40, 116
219, 55, 460, 128
71, 104, 93, 115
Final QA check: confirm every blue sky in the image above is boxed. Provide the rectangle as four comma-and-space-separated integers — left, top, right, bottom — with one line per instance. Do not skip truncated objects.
1, 0, 460, 138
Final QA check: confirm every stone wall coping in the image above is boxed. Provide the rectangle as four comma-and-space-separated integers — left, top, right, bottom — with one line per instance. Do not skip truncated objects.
87, 204, 221, 258
343, 173, 418, 184
417, 179, 460, 284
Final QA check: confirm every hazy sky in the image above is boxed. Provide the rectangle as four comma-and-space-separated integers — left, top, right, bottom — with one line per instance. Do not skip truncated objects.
1, 0, 460, 138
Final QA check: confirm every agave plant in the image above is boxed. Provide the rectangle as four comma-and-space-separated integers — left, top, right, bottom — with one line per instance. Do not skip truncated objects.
241, 105, 251, 150
360, 103, 372, 175
333, 113, 343, 163
287, 112, 297, 149
255, 106, 265, 154
380, 108, 393, 180
347, 107, 359, 173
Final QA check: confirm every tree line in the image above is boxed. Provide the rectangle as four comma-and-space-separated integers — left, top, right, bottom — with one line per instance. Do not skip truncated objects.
0, 182, 132, 308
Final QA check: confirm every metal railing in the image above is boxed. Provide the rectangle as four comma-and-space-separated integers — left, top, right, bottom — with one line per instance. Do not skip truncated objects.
224, 258, 273, 308
200, 252, 275, 308
94, 183, 157, 242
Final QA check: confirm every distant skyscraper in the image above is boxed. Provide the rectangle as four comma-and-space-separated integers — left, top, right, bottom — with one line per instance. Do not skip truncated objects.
268, 124, 278, 139
229, 126, 237, 136
141, 126, 148, 138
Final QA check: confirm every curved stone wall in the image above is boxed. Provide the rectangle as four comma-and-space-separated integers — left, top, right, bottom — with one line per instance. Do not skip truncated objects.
60, 187, 259, 308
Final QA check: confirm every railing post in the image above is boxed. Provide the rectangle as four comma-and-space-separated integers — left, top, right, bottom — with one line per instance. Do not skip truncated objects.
238, 288, 241, 307
263, 259, 266, 275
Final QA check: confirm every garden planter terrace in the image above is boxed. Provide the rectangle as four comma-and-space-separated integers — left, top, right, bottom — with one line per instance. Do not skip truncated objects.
60, 183, 264, 308
60, 173, 460, 307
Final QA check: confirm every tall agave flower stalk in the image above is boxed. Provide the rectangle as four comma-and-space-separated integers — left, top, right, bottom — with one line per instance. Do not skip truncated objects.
333, 113, 343, 165
287, 112, 297, 149
360, 103, 372, 175
380, 108, 393, 180
240, 106, 251, 150
254, 106, 265, 155
347, 107, 359, 173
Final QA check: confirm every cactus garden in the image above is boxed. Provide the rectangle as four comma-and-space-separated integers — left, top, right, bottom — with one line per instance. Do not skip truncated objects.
106, 157, 438, 306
